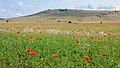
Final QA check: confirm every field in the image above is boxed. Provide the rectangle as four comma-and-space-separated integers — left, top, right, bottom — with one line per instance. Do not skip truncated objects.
0, 22, 120, 68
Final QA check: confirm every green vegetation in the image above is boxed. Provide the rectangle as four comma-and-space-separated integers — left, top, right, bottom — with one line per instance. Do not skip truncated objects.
0, 22, 120, 68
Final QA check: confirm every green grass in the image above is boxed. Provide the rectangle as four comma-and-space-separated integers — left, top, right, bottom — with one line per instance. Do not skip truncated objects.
0, 22, 120, 68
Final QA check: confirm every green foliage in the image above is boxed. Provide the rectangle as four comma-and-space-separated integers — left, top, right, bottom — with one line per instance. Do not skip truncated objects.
0, 31, 119, 67
0, 23, 120, 67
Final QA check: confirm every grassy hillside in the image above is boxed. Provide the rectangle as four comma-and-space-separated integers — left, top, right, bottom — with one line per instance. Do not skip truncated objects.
5, 9, 120, 23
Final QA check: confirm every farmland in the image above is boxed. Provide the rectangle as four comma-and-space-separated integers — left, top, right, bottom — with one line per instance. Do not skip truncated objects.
0, 21, 120, 68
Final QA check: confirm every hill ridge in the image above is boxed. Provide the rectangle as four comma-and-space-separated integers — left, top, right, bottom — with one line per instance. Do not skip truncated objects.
9, 9, 120, 23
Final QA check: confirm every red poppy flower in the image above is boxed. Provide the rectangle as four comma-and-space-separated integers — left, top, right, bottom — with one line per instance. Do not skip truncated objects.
51, 54, 57, 59
28, 36, 32, 39
17, 31, 20, 34
102, 53, 106, 56
39, 32, 42, 35
112, 35, 116, 38
108, 33, 110, 36
87, 38, 91, 40
25, 36, 31, 40
76, 40, 79, 44
44, 30, 47, 32
29, 52, 36, 56
84, 56, 90, 62
75, 33, 79, 36
104, 34, 107, 37
26, 37, 29, 40
98, 38, 102, 40
26, 49, 31, 52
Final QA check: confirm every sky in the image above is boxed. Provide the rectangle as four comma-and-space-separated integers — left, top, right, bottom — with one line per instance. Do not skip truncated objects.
0, 0, 120, 18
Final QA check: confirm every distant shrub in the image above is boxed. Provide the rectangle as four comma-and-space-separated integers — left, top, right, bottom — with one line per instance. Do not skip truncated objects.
115, 11, 118, 12
100, 22, 102, 24
102, 13, 107, 15
53, 18, 55, 20
58, 20, 61, 22
37, 20, 39, 22
68, 21, 72, 23
6, 20, 9, 22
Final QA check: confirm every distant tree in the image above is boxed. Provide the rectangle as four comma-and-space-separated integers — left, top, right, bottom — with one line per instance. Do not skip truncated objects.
64, 9, 68, 11
68, 21, 72, 23
0, 18, 4, 20
59, 9, 68, 11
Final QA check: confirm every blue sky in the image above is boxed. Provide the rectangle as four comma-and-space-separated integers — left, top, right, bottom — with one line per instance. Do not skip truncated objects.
0, 0, 120, 18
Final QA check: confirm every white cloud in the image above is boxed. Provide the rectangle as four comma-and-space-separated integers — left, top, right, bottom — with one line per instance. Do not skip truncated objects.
16, 12, 23, 16
18, 0, 24, 7
77, 4, 120, 10
115, 5, 120, 10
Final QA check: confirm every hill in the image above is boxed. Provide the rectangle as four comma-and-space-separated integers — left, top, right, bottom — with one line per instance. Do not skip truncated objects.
7, 9, 120, 23
0, 18, 5, 20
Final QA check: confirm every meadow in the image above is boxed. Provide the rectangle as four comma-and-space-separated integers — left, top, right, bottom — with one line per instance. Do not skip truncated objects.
0, 22, 120, 68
